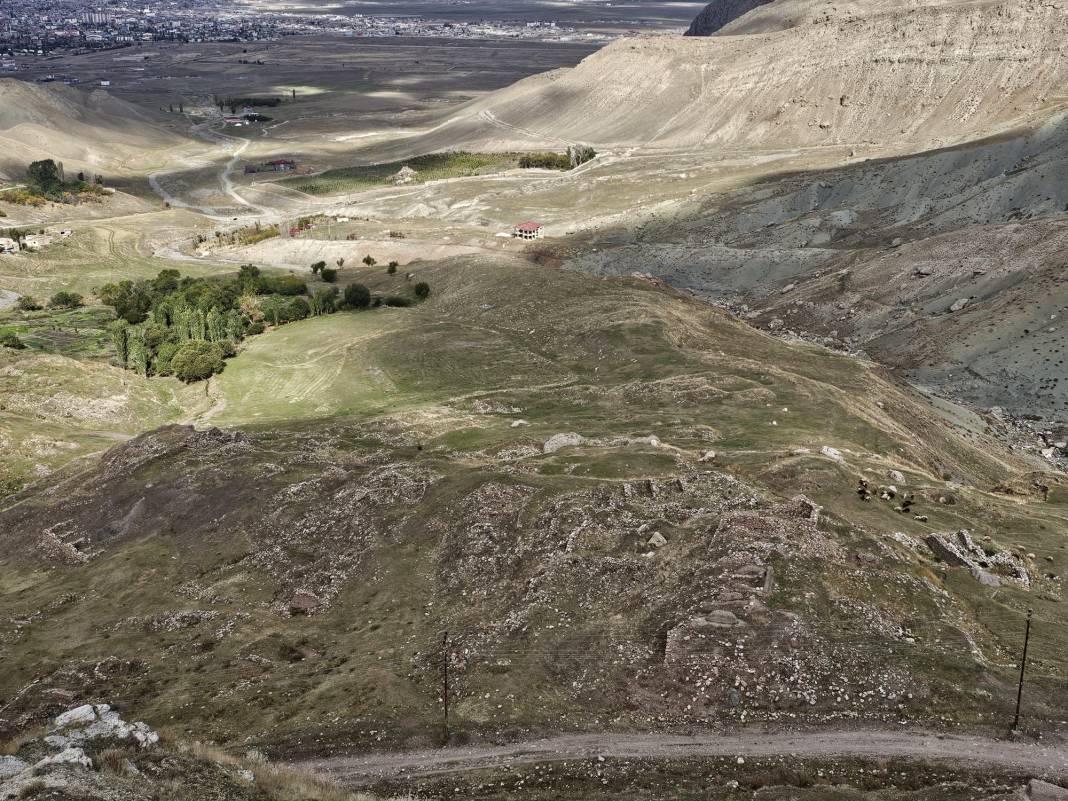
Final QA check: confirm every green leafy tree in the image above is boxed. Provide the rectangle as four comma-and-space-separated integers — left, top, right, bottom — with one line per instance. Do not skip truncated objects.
310, 261, 326, 274
336, 257, 345, 268
171, 340, 226, 382
27, 159, 63, 194
128, 327, 149, 376
362, 255, 376, 267
110, 320, 130, 367
387, 262, 397, 275
320, 268, 338, 283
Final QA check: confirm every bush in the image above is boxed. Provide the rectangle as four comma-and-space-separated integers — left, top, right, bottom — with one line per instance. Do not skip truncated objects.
49, 291, 83, 309
310, 261, 326, 274
320, 268, 337, 283
414, 281, 430, 299
246, 320, 265, 335
362, 255, 376, 267
383, 295, 412, 307
0, 330, 26, 349
386, 262, 397, 275
519, 152, 572, 170
170, 340, 226, 382
343, 283, 371, 309
263, 275, 307, 296
16, 296, 41, 311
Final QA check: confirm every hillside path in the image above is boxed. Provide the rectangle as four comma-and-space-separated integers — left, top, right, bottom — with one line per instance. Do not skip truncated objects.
296, 730, 1068, 786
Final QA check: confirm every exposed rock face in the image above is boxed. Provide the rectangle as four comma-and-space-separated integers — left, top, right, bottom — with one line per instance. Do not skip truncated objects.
684, 0, 775, 36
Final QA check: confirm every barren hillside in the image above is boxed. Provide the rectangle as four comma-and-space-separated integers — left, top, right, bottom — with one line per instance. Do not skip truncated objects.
422, 0, 1066, 152
0, 79, 186, 176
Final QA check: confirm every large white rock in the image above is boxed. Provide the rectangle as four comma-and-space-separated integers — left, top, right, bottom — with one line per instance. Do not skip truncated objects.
1030, 779, 1068, 800
0, 755, 28, 779
820, 445, 844, 462
54, 704, 97, 729
543, 432, 584, 454
34, 747, 92, 770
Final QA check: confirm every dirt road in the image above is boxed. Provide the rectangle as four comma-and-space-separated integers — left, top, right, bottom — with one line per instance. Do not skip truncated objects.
297, 730, 1068, 787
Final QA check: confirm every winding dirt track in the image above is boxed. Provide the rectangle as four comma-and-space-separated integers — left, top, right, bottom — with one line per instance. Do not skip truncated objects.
297, 730, 1068, 787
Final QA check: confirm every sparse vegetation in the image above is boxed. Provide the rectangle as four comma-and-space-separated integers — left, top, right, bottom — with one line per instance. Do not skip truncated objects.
49, 290, 83, 309
0, 330, 26, 349
282, 152, 524, 196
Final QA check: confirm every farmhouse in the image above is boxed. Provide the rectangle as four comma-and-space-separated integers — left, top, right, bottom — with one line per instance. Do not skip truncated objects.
513, 221, 543, 240
266, 159, 297, 172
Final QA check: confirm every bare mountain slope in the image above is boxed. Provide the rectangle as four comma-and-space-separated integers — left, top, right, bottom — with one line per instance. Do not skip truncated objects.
0, 79, 186, 176
566, 112, 1068, 421
425, 0, 1065, 152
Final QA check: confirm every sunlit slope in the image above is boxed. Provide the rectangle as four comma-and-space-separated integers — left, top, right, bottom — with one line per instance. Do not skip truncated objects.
2, 259, 1065, 749
422, 0, 1066, 152
0, 79, 187, 176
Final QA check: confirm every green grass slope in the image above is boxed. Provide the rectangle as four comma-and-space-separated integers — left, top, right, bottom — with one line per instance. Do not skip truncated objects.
0, 258, 1065, 758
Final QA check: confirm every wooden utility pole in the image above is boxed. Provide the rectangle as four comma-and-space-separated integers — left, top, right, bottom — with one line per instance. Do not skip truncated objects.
441, 630, 449, 745
1012, 609, 1033, 732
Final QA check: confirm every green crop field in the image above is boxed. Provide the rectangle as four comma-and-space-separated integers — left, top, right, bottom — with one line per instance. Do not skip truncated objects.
279, 151, 525, 196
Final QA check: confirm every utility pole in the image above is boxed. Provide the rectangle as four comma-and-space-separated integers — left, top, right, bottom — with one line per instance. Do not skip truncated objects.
1012, 608, 1034, 732
441, 630, 449, 746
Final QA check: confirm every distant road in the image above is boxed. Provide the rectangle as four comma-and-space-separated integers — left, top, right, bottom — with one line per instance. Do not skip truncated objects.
297, 730, 1068, 786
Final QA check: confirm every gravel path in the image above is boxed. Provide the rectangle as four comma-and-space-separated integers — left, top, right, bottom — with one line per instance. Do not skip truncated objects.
297, 730, 1068, 787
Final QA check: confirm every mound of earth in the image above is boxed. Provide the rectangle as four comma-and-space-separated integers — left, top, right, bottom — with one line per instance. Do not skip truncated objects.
684, 0, 775, 35
1, 259, 1064, 756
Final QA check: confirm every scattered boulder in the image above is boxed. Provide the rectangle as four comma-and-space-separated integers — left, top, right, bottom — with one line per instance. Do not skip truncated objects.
820, 445, 844, 462
34, 746, 93, 770
543, 432, 584, 454
647, 532, 668, 548
1029, 779, 1068, 800
510, 419, 530, 428
949, 298, 970, 312
698, 449, 717, 462
0, 756, 28, 779
888, 469, 906, 484
48, 703, 159, 749
288, 591, 322, 616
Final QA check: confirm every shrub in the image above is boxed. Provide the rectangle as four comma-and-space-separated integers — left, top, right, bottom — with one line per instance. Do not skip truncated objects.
343, 283, 371, 309
414, 281, 431, 299
0, 330, 26, 349
170, 340, 226, 382
320, 268, 337, 283
519, 151, 572, 170
386, 262, 397, 275
310, 260, 326, 274
246, 320, 265, 335
383, 295, 412, 307
49, 291, 83, 309
362, 255, 376, 267
16, 296, 41, 311
264, 275, 307, 296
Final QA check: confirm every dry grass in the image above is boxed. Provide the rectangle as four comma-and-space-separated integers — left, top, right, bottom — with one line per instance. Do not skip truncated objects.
0, 725, 44, 756
95, 746, 130, 774
184, 741, 382, 801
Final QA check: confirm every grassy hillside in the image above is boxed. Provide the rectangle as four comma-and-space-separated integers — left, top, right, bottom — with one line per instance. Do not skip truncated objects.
1, 258, 1065, 758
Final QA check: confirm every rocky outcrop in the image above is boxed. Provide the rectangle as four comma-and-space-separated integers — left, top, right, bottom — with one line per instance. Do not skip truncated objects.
684, 0, 775, 36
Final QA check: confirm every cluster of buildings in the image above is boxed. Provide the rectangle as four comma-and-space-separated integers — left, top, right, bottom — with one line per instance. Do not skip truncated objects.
0, 1, 304, 56
0, 0, 602, 59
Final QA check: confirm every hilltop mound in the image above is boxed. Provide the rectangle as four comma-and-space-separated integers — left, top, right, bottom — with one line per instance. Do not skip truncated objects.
684, 0, 775, 35
429, 0, 1065, 152
0, 79, 184, 176
1, 258, 1064, 753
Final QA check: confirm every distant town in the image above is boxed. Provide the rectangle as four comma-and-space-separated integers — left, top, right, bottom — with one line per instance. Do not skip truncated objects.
0, 0, 604, 66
